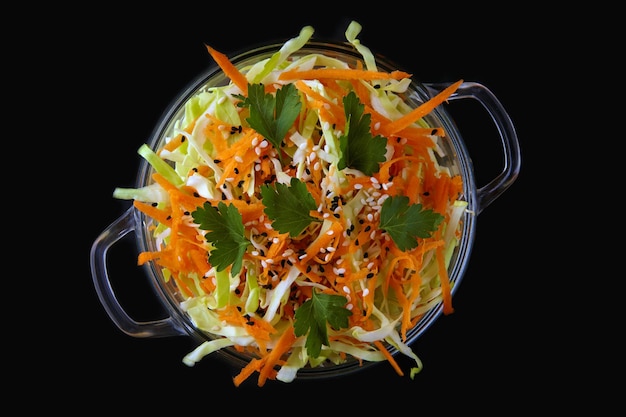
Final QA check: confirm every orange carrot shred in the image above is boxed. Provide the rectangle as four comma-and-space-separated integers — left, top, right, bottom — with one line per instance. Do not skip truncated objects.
205, 45, 249, 95
279, 68, 411, 81
379, 79, 463, 136
374, 340, 404, 376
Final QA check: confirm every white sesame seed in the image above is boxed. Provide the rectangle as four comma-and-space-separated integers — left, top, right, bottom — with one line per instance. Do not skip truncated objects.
265, 258, 274, 264
326, 246, 336, 252
370, 176, 379, 183
259, 140, 269, 148
362, 288, 370, 297
235, 155, 243, 163
342, 285, 350, 293
346, 303, 354, 310
367, 213, 374, 222
251, 137, 259, 146
255, 147, 261, 155
272, 237, 279, 244
326, 230, 334, 236
354, 183, 363, 190
367, 262, 375, 269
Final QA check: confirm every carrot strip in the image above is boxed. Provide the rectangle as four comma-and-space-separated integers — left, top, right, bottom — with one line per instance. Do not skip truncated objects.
374, 340, 404, 376
257, 326, 297, 386
205, 45, 249, 95
233, 358, 265, 387
280, 68, 411, 81
379, 79, 463, 136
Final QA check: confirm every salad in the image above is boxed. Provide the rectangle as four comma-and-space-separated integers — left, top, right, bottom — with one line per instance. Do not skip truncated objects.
113, 20, 467, 386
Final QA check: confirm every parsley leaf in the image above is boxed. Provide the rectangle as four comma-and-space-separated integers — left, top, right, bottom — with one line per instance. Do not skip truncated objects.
260, 177, 319, 237
238, 83, 301, 163
338, 91, 387, 176
378, 195, 444, 251
192, 201, 249, 275
294, 290, 352, 358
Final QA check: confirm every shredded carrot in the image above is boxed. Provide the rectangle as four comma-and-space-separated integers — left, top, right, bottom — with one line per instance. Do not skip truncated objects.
280, 68, 411, 81
379, 79, 463, 136
374, 340, 404, 376
233, 325, 297, 387
205, 45, 249, 95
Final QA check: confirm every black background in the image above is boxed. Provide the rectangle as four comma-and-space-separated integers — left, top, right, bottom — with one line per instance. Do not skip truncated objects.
43, 6, 577, 413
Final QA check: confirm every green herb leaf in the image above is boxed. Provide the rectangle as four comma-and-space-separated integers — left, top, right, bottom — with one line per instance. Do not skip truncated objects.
379, 195, 444, 251
192, 201, 249, 275
294, 290, 352, 358
338, 91, 387, 176
239, 83, 301, 162
260, 177, 318, 237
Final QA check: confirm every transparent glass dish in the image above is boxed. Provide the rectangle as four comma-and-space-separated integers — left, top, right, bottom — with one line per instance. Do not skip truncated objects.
90, 40, 521, 380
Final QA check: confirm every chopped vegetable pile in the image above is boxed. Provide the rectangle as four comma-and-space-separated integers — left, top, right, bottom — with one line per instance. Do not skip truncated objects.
113, 20, 467, 386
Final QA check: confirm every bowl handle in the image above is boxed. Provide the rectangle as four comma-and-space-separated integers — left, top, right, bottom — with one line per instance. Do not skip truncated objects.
90, 207, 186, 338
426, 81, 521, 214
